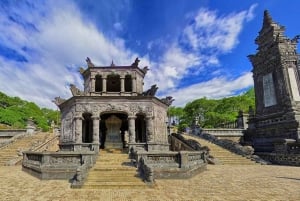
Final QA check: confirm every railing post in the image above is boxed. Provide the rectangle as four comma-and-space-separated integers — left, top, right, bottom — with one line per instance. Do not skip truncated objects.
179, 151, 188, 169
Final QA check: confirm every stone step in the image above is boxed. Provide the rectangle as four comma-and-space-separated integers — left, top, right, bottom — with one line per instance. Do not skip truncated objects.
86, 175, 141, 181
82, 149, 147, 189
183, 134, 257, 165
82, 182, 148, 189
0, 132, 57, 166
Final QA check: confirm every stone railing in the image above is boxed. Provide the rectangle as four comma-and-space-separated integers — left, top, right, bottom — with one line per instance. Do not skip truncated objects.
22, 151, 96, 180
188, 132, 269, 165
129, 133, 210, 183
137, 150, 207, 183
5, 134, 59, 166
200, 128, 244, 142
216, 121, 238, 129
0, 129, 27, 145
169, 134, 194, 151
59, 143, 99, 152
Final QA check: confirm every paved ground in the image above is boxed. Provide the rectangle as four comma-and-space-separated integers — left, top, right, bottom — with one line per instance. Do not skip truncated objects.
1, 164, 300, 201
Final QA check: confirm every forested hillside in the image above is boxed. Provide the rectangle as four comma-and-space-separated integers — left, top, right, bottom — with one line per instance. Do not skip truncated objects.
0, 91, 60, 131
168, 88, 255, 129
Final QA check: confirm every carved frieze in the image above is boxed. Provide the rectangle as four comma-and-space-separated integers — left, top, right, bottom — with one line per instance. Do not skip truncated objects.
49, 156, 80, 165
75, 102, 153, 116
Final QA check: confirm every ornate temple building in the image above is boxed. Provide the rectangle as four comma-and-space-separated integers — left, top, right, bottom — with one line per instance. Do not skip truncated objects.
54, 58, 172, 152
22, 58, 207, 184
246, 11, 300, 165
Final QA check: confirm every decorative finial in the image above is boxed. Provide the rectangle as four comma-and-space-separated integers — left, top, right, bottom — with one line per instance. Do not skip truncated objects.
263, 10, 273, 26
86, 57, 95, 67
131, 57, 140, 67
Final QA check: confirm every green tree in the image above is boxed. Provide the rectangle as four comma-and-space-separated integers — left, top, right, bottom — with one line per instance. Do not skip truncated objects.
0, 91, 60, 131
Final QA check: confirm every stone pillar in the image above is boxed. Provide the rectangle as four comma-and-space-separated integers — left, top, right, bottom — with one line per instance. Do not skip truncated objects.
102, 77, 107, 93
92, 116, 100, 143
146, 116, 154, 142
91, 77, 95, 92
132, 77, 137, 93
128, 116, 136, 143
120, 76, 125, 92
74, 116, 83, 143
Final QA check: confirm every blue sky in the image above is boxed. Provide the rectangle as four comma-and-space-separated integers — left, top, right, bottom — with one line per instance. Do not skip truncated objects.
0, 0, 299, 109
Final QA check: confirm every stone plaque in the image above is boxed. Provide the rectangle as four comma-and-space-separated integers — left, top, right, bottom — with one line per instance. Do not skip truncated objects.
287, 67, 300, 101
105, 115, 122, 148
263, 73, 277, 107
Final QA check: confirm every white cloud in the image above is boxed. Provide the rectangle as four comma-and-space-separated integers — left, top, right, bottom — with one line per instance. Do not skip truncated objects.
170, 72, 254, 106
145, 4, 257, 96
0, 1, 257, 110
0, 1, 149, 109
183, 6, 257, 52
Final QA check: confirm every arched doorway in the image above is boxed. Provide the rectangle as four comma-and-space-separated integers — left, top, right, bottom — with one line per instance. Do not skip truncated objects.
100, 113, 128, 149
82, 113, 93, 143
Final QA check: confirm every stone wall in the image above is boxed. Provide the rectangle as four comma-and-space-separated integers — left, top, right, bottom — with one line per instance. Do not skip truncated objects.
257, 152, 300, 166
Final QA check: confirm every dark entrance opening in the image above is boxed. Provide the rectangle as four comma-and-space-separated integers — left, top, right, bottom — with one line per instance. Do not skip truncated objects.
125, 75, 132, 92
95, 75, 102, 92
82, 113, 93, 143
135, 114, 146, 143
107, 74, 121, 92
99, 113, 128, 149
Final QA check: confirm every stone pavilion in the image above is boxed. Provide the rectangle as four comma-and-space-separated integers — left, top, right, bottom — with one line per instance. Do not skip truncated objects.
22, 58, 207, 183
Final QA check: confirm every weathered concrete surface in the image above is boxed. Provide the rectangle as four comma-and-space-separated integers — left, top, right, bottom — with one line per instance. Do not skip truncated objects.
1, 164, 300, 201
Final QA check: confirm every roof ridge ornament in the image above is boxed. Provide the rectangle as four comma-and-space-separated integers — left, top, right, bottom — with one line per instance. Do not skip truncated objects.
111, 60, 115, 67
131, 57, 140, 67
263, 10, 273, 24
86, 57, 95, 68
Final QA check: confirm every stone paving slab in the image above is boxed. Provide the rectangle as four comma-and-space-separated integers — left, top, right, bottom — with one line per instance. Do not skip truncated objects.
1, 165, 300, 201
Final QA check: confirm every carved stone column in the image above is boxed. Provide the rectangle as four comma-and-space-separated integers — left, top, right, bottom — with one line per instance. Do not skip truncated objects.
92, 116, 100, 143
102, 77, 107, 93
146, 116, 154, 142
91, 77, 95, 92
128, 116, 136, 143
74, 116, 83, 143
120, 76, 125, 92
132, 77, 137, 93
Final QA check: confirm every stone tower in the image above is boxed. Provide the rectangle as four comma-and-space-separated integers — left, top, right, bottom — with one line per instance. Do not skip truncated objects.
247, 10, 300, 152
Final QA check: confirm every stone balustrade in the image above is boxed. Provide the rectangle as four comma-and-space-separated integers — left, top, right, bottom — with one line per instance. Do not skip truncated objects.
22, 151, 96, 179
200, 128, 244, 142
137, 150, 207, 183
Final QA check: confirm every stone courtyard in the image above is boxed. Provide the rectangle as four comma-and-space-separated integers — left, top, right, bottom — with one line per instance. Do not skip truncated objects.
1, 164, 300, 201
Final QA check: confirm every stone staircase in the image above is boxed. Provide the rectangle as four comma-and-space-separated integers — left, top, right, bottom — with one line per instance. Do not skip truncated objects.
82, 148, 149, 189
0, 132, 58, 166
183, 134, 257, 165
